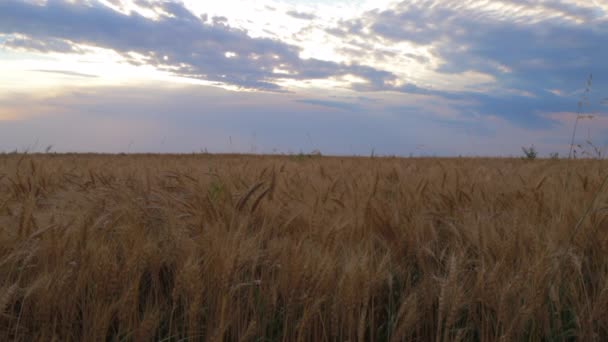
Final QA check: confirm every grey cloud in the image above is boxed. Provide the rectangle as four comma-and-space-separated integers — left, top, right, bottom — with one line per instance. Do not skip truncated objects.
295, 99, 363, 112
211, 16, 229, 25
369, 6, 448, 45
329, 95, 380, 103
324, 0, 608, 128
337, 43, 402, 63
352, 81, 437, 96
286, 11, 316, 20
0, 0, 395, 91
498, 0, 602, 22
0, 84, 427, 155
404, 53, 429, 64
4, 82, 591, 155
325, 19, 365, 38
106, 0, 129, 11
387, 104, 496, 137
3, 36, 83, 54
30, 69, 99, 78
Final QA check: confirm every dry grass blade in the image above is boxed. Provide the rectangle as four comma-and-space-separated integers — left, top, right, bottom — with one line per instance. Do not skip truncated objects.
235, 181, 264, 211
569, 171, 608, 242
535, 175, 547, 190
0, 284, 18, 316
250, 187, 271, 213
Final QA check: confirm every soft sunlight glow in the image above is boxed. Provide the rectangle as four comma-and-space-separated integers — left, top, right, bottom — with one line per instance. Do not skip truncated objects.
272, 67, 295, 75
0, 44, 225, 93
0, 109, 19, 121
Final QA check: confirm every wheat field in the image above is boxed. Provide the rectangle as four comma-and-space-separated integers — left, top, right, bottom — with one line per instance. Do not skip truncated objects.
1, 153, 607, 341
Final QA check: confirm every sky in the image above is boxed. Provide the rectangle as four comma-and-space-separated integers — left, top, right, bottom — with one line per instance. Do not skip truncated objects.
1, 0, 608, 156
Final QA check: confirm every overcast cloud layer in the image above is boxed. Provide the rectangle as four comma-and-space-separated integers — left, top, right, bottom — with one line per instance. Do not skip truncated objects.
1, 0, 607, 156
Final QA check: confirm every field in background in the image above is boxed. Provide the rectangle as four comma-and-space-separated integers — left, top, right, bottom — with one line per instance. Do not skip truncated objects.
1, 153, 608, 341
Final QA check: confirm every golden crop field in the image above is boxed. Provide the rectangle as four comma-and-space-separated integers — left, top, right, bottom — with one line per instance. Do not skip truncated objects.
1, 153, 608, 341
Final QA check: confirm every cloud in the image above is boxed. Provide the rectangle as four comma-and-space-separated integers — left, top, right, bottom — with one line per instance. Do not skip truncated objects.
2, 0, 607, 133
0, 0, 396, 91
30, 69, 99, 78
295, 99, 363, 112
4, 81, 607, 155
325, 19, 365, 38
0, 83, 424, 154
3, 36, 83, 54
286, 10, 316, 20
323, 0, 608, 128
329, 95, 381, 103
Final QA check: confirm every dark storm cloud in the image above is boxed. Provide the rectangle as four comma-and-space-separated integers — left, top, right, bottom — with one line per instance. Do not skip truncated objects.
325, 0, 608, 128
0, 0, 395, 91
4, 36, 83, 54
